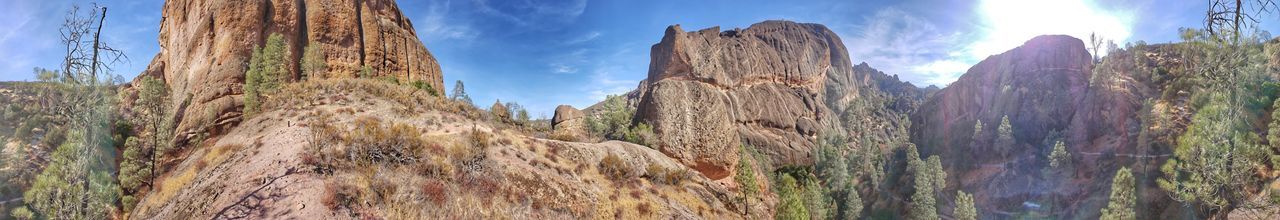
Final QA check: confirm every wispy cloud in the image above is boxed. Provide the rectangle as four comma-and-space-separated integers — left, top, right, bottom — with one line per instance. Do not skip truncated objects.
418, 0, 480, 43
547, 49, 587, 74
564, 31, 601, 44
472, 0, 588, 27
846, 7, 971, 87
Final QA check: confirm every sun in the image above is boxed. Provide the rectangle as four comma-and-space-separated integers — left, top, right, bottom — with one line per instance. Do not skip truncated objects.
972, 0, 1133, 58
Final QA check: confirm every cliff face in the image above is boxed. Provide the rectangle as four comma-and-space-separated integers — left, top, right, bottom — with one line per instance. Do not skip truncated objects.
907, 36, 1204, 218
137, 0, 444, 145
634, 21, 850, 180
631, 20, 925, 181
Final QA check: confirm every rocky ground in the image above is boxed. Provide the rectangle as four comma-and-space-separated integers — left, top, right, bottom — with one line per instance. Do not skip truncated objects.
129, 79, 754, 219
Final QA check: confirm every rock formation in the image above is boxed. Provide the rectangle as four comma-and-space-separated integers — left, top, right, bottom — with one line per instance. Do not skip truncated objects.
907, 35, 1209, 218
132, 0, 444, 146
633, 21, 917, 180
551, 105, 586, 139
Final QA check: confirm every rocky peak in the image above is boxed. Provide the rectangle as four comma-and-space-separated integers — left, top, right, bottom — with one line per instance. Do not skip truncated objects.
634, 20, 861, 180
136, 0, 444, 145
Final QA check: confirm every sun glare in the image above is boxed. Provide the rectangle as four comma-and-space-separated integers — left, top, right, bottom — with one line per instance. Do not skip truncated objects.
973, 0, 1132, 58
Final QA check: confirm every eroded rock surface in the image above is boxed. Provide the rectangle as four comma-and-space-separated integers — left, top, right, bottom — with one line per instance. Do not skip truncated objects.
130, 0, 444, 146
635, 21, 859, 180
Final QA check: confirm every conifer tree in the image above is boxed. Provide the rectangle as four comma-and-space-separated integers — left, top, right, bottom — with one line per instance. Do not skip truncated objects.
955, 191, 977, 220
1102, 168, 1136, 220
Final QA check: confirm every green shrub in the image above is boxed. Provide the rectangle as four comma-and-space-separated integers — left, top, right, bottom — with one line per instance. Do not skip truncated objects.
410, 80, 438, 97
775, 175, 809, 220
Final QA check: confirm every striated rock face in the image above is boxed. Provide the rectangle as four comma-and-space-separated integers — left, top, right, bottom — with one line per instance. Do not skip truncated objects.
634, 21, 856, 180
135, 0, 444, 145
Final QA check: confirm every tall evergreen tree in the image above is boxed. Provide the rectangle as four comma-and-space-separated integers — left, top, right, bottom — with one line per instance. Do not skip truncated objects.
450, 80, 472, 105
300, 42, 327, 80
909, 166, 938, 220
1102, 168, 1136, 220
776, 175, 809, 220
996, 115, 1015, 156
244, 33, 290, 116
955, 191, 977, 220
1049, 141, 1070, 169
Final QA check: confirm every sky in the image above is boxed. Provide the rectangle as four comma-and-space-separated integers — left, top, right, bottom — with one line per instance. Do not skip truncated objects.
0, 0, 1273, 117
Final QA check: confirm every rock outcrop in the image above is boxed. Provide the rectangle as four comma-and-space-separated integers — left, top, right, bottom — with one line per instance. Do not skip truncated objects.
906, 35, 1213, 218
635, 21, 863, 180
550, 105, 586, 139
133, 0, 444, 146
909, 35, 1094, 216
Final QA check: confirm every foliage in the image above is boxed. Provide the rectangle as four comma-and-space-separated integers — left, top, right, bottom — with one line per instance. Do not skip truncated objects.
844, 182, 863, 220
909, 163, 938, 220
450, 80, 473, 105
955, 191, 977, 220
23, 131, 120, 219
301, 42, 327, 80
996, 115, 1014, 156
1049, 141, 1070, 169
803, 177, 833, 219
1158, 29, 1274, 216
244, 33, 290, 116
410, 80, 438, 97
119, 137, 150, 211
1101, 168, 1136, 220
584, 94, 657, 146
599, 153, 631, 180
489, 100, 510, 121
735, 145, 759, 216
775, 175, 809, 220
644, 163, 688, 185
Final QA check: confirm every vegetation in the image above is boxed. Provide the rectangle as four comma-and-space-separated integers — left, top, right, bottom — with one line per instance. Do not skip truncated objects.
301, 42, 327, 80
955, 191, 977, 220
995, 115, 1014, 156
1102, 167, 1136, 220
1158, 28, 1275, 217
775, 175, 809, 220
734, 145, 760, 216
585, 94, 656, 146
450, 80, 473, 105
1048, 140, 1070, 169
244, 33, 290, 116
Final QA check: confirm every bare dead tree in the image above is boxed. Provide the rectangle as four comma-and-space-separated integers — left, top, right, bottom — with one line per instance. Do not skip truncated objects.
1205, 0, 1279, 40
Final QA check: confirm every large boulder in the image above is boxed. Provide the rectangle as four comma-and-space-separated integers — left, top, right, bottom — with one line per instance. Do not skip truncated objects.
130, 0, 444, 146
634, 21, 857, 180
551, 105, 587, 140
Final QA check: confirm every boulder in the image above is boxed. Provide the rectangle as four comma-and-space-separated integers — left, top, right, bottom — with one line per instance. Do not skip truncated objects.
551, 105, 587, 140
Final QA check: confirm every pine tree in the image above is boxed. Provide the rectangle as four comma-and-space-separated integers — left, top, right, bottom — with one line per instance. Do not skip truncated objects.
776, 175, 809, 220
119, 137, 150, 211
927, 155, 946, 190
1049, 141, 1070, 169
996, 115, 1015, 156
844, 183, 863, 220
301, 42, 327, 80
735, 146, 759, 217
244, 33, 290, 116
450, 80, 473, 105
955, 191, 977, 220
910, 166, 938, 220
1102, 168, 1136, 220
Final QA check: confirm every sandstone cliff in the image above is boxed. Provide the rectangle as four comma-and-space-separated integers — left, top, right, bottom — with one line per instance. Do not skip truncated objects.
132, 0, 444, 146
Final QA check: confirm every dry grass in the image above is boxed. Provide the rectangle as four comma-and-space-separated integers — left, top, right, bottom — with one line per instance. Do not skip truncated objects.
645, 163, 689, 185
599, 154, 632, 180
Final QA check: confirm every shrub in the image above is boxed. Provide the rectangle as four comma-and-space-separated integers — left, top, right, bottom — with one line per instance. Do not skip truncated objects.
599, 153, 631, 180
645, 163, 688, 185
410, 80, 438, 97
322, 181, 358, 210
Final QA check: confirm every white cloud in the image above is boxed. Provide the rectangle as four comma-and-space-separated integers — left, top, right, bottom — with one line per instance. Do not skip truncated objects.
911, 60, 972, 86
846, 8, 971, 87
548, 49, 587, 74
564, 31, 601, 44
418, 0, 479, 43
473, 0, 588, 27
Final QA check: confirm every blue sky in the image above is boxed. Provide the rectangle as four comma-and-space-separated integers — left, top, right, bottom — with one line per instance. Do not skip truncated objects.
0, 0, 1270, 117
